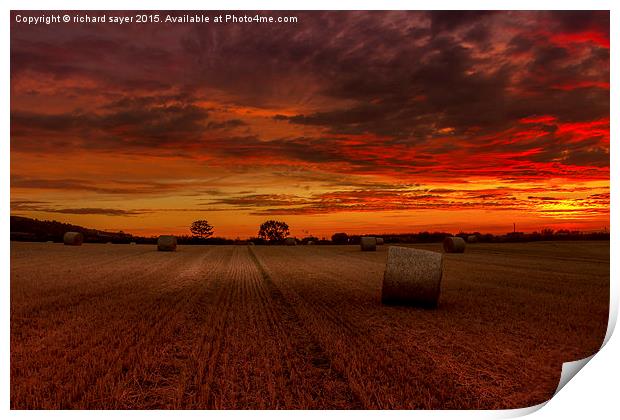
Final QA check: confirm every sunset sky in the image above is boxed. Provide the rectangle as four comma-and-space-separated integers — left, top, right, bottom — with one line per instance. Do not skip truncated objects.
10, 11, 609, 238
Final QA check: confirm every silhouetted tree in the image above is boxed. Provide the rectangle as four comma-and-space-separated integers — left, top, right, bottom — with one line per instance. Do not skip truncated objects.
541, 228, 555, 237
331, 232, 349, 244
190, 220, 214, 238
258, 220, 289, 242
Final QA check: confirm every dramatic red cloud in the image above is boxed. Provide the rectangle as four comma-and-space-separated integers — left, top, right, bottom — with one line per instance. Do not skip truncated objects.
549, 30, 610, 49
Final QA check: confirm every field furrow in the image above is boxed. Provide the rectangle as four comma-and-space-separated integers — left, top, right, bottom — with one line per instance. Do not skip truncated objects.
252, 246, 483, 408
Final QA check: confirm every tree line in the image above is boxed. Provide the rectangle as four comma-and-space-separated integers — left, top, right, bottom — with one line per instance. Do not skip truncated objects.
10, 215, 610, 244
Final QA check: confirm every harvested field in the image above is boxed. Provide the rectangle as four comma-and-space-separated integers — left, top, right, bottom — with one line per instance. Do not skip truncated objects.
11, 241, 609, 409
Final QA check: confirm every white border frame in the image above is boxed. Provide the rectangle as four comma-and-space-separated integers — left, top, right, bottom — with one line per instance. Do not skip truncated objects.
2, 2, 616, 419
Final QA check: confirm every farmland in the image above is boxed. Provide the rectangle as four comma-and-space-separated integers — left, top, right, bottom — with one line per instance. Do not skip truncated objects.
10, 241, 609, 409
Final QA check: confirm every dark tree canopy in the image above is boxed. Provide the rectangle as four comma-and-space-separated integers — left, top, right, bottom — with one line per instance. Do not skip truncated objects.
331, 232, 349, 244
190, 220, 214, 238
258, 220, 290, 242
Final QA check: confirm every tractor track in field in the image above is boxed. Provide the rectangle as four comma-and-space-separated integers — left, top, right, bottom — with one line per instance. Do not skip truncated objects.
248, 246, 364, 409
241, 250, 299, 408
252, 247, 496, 408
177, 249, 238, 408
256, 246, 605, 408
203, 248, 286, 408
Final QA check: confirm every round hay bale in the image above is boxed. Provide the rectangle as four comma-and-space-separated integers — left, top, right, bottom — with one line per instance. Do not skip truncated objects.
467, 235, 478, 243
443, 236, 466, 253
360, 236, 377, 251
307, 241, 314, 245
382, 246, 442, 307
63, 232, 83, 246
284, 237, 296, 246
129, 241, 136, 245
46, 240, 54, 243
248, 241, 255, 246
157, 235, 177, 252
376, 237, 384, 245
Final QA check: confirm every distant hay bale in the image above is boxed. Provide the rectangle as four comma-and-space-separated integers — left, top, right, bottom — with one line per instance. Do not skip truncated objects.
63, 232, 83, 246
46, 240, 54, 243
307, 241, 314, 245
248, 241, 255, 246
284, 237, 296, 246
467, 235, 478, 243
106, 241, 112, 244
382, 246, 443, 307
157, 235, 177, 252
443, 236, 466, 253
129, 241, 136, 245
360, 236, 377, 251
376, 237, 384, 245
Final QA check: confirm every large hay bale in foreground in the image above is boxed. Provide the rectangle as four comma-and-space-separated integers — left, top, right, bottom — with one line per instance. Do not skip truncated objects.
157, 235, 177, 252
467, 235, 478, 243
63, 232, 83, 246
382, 246, 443, 307
360, 236, 377, 251
443, 236, 466, 253
376, 237, 384, 245
284, 237, 296, 246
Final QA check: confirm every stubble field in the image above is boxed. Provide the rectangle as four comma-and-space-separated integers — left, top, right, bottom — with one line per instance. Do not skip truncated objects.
10, 241, 609, 409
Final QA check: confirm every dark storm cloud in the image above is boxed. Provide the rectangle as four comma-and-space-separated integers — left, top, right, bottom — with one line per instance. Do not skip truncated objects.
10, 11, 609, 181
551, 10, 609, 35
47, 207, 146, 216
11, 25, 177, 93
207, 119, 247, 130
10, 200, 146, 216
11, 176, 209, 196
10, 177, 128, 193
11, 97, 211, 150
532, 45, 570, 68
10, 200, 49, 210
561, 148, 609, 167
508, 35, 536, 53
279, 26, 606, 139
428, 11, 495, 36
